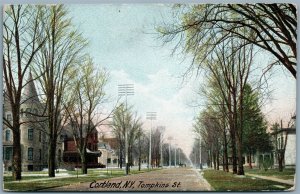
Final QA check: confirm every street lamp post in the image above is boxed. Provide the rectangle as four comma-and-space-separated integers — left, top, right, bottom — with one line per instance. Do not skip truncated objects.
146, 112, 157, 169
118, 84, 134, 175
167, 136, 173, 167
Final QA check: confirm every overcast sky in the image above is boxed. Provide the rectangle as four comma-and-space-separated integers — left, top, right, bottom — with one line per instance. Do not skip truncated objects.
68, 4, 296, 156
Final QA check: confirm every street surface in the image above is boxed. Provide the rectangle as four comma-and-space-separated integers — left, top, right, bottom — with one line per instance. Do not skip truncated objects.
42, 167, 213, 191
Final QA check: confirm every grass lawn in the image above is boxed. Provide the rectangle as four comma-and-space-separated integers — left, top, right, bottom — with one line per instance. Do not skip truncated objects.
3, 168, 158, 192
203, 169, 293, 191
244, 168, 295, 180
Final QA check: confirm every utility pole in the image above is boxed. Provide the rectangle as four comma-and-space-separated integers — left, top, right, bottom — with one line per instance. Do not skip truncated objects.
157, 126, 165, 168
179, 149, 181, 165
118, 84, 134, 175
175, 145, 177, 167
146, 112, 157, 169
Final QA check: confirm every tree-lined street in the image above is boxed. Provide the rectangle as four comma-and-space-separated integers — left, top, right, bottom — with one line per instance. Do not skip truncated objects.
2, 3, 296, 192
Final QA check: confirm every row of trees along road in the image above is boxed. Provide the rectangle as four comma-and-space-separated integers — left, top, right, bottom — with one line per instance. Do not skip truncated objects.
3, 5, 111, 180
111, 104, 143, 172
158, 4, 296, 175
111, 105, 189, 171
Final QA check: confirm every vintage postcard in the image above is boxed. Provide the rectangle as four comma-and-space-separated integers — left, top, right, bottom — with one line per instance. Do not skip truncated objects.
2, 3, 296, 192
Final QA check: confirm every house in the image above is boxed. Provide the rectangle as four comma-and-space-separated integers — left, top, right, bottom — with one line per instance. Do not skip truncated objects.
61, 125, 101, 169
271, 117, 296, 167
243, 118, 296, 169
98, 140, 118, 167
3, 72, 50, 171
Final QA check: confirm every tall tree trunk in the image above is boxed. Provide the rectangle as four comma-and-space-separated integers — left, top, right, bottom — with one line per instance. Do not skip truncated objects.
12, 129, 22, 180
230, 131, 237, 174
236, 136, 244, 175
119, 145, 123, 169
207, 151, 211, 168
216, 145, 220, 170
138, 156, 141, 171
138, 137, 141, 171
237, 82, 245, 175
48, 139, 56, 177
213, 152, 216, 170
223, 130, 229, 172
81, 149, 88, 174
249, 152, 253, 169
278, 151, 284, 172
223, 154, 225, 171
228, 92, 237, 174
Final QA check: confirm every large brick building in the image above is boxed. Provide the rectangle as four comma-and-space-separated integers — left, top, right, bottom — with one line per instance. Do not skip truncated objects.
61, 125, 101, 169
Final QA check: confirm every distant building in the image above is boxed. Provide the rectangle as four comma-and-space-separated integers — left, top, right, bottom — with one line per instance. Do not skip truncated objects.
98, 137, 119, 167
3, 72, 49, 171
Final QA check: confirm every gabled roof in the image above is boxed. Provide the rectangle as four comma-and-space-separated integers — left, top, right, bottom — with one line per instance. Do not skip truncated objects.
62, 122, 97, 139
21, 71, 40, 104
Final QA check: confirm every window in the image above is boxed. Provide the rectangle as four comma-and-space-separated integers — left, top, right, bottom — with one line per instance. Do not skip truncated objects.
28, 148, 33, 160
5, 147, 13, 160
28, 129, 34, 140
39, 131, 42, 142
26, 108, 31, 117
33, 109, 38, 115
5, 130, 11, 141
7, 114, 12, 121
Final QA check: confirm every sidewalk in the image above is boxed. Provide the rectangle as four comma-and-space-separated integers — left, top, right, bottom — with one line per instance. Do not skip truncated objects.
225, 168, 295, 186
4, 173, 89, 183
245, 173, 295, 186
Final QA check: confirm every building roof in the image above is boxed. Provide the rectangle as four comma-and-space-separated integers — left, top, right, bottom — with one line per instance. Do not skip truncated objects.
21, 71, 40, 104
99, 137, 118, 150
61, 123, 97, 139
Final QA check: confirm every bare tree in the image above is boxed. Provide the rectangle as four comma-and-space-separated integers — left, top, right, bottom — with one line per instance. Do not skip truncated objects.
64, 58, 111, 174
194, 108, 223, 170
3, 5, 47, 180
32, 5, 87, 177
198, 77, 230, 172
111, 104, 143, 172
158, 4, 296, 78
191, 36, 255, 175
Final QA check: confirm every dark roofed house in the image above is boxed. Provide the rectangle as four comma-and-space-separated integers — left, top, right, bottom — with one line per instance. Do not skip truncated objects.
61, 124, 102, 169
